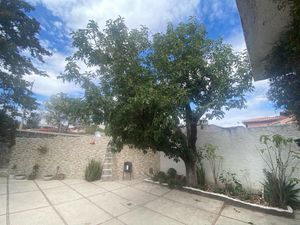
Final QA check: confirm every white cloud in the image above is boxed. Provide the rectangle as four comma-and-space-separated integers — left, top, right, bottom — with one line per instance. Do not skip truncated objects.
225, 29, 246, 52
24, 51, 83, 97
30, 0, 201, 32
209, 79, 278, 127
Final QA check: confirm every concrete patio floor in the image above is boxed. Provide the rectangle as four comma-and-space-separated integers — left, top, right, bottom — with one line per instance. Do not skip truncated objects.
0, 177, 299, 225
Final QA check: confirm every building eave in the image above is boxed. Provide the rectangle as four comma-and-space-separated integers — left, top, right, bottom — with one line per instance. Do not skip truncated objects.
236, 0, 291, 81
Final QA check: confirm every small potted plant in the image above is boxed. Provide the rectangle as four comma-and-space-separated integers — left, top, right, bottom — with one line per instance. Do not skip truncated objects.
15, 174, 26, 180
9, 164, 17, 179
27, 164, 39, 180
43, 174, 54, 181
53, 166, 65, 180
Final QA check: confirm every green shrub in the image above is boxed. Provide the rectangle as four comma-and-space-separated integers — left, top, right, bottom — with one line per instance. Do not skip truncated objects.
259, 134, 300, 209
167, 168, 177, 178
152, 170, 186, 189
263, 170, 300, 209
167, 178, 177, 189
219, 171, 243, 196
85, 159, 102, 182
28, 164, 39, 180
196, 164, 205, 187
152, 171, 167, 183
157, 171, 167, 183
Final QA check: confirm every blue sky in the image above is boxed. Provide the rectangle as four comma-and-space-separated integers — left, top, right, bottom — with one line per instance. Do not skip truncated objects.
26, 0, 279, 127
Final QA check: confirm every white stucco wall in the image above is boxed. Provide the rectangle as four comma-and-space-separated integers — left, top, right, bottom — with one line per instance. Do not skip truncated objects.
160, 124, 300, 191
160, 152, 186, 176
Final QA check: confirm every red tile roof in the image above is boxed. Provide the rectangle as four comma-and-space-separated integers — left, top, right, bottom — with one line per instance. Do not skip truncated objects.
242, 115, 296, 127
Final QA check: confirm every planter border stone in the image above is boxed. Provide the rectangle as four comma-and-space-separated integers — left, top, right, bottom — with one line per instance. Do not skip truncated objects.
14, 174, 26, 180
43, 175, 54, 181
144, 178, 294, 218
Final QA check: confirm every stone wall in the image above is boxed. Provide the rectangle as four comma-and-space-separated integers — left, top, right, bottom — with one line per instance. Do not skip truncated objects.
161, 124, 300, 191
0, 142, 10, 167
112, 146, 160, 180
10, 131, 109, 178
9, 130, 160, 180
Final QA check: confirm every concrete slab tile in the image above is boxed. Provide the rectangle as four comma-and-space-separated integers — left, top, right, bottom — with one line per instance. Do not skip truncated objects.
70, 182, 107, 197
0, 215, 5, 225
259, 213, 298, 225
10, 207, 65, 225
112, 186, 156, 205
9, 180, 38, 193
132, 182, 157, 192
35, 180, 65, 190
295, 210, 300, 220
215, 216, 246, 225
146, 197, 217, 225
221, 205, 298, 225
0, 195, 6, 215
222, 205, 264, 223
55, 198, 111, 225
133, 182, 170, 196
9, 191, 48, 213
116, 179, 143, 186
93, 181, 126, 191
0, 177, 6, 184
62, 179, 85, 185
149, 186, 170, 196
89, 192, 130, 216
164, 189, 224, 214
43, 186, 82, 205
0, 184, 6, 195
118, 207, 183, 225
101, 218, 124, 225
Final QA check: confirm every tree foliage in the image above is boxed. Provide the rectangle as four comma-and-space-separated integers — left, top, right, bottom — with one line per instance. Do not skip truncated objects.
61, 17, 252, 185
26, 112, 41, 129
0, 0, 50, 145
0, 111, 16, 147
45, 93, 83, 132
266, 0, 300, 123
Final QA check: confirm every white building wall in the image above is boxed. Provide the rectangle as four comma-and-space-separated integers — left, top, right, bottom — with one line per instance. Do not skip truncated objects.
160, 124, 300, 191
160, 152, 186, 176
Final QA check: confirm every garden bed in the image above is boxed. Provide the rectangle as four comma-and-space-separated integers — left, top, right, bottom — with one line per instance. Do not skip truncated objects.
144, 178, 294, 218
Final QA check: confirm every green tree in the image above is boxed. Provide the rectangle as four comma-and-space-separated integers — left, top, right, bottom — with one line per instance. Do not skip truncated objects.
45, 93, 82, 132
26, 112, 41, 129
61, 18, 252, 186
266, 0, 300, 123
0, 0, 50, 144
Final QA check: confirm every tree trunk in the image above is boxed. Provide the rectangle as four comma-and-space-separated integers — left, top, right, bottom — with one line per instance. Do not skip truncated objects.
183, 104, 199, 186
185, 160, 198, 187
58, 123, 62, 133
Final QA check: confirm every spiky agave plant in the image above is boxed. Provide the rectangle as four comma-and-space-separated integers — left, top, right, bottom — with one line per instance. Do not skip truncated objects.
85, 159, 102, 182
263, 170, 300, 209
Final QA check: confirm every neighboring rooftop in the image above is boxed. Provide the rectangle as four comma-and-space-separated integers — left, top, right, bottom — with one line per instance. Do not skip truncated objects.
236, 0, 291, 81
242, 113, 296, 128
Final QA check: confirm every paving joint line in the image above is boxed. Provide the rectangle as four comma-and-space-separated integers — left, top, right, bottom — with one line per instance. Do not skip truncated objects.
34, 180, 68, 225
8, 205, 51, 215
160, 193, 223, 217
211, 201, 226, 225
7, 189, 39, 195
91, 181, 173, 224
6, 176, 10, 225
61, 179, 116, 224
220, 214, 257, 224
141, 205, 187, 225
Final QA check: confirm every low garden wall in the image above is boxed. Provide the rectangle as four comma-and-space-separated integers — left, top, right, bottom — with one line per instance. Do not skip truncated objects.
112, 146, 160, 180
161, 124, 300, 191
9, 130, 160, 180
10, 131, 109, 178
